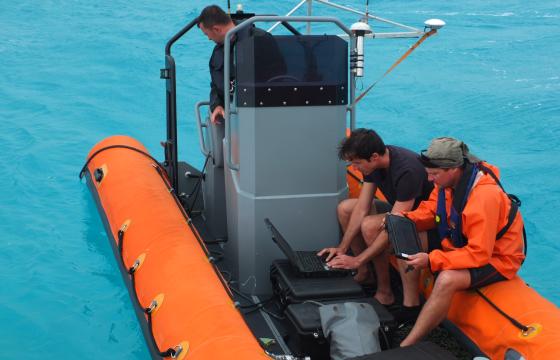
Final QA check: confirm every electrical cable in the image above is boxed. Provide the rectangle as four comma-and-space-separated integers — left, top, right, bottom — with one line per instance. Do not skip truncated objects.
349, 29, 438, 109
186, 155, 210, 215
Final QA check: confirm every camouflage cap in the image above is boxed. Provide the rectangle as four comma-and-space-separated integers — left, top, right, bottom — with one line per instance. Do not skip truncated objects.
419, 137, 481, 168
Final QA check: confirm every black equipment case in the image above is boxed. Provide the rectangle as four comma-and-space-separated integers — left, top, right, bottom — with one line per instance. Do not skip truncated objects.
285, 298, 396, 350
270, 260, 364, 305
271, 260, 398, 359
348, 341, 457, 359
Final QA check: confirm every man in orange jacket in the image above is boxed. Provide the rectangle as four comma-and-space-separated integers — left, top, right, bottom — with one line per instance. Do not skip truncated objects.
399, 137, 525, 347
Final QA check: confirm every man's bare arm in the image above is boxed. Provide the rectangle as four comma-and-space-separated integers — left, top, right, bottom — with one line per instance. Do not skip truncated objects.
339, 182, 376, 251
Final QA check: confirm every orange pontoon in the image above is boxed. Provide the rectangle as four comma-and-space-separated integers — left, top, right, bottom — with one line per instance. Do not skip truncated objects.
84, 136, 267, 360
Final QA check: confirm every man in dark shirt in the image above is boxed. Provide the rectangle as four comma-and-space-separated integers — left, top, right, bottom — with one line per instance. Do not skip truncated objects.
198, 5, 285, 124
318, 129, 433, 312
198, 5, 236, 124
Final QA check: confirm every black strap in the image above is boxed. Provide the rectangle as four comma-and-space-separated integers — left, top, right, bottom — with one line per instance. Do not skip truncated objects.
472, 165, 530, 332
346, 168, 364, 184
496, 200, 518, 240
116, 222, 177, 358
145, 311, 177, 358
452, 162, 475, 213
478, 164, 526, 255
117, 229, 127, 268
116, 256, 177, 358
79, 144, 164, 180
117, 230, 125, 254
522, 226, 528, 259
479, 164, 505, 192
158, 348, 177, 358
475, 289, 529, 332
186, 155, 210, 215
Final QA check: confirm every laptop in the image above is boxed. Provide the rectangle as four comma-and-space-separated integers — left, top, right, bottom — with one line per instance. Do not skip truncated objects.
385, 214, 422, 260
264, 218, 351, 278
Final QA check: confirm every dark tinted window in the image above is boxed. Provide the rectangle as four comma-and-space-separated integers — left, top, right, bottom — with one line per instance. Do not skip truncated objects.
236, 35, 348, 86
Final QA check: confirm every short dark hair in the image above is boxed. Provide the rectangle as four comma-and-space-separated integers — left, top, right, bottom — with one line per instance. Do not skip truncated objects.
198, 5, 232, 27
338, 128, 386, 160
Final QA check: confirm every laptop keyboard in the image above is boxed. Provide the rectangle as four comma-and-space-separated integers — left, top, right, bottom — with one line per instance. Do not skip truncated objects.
295, 251, 327, 272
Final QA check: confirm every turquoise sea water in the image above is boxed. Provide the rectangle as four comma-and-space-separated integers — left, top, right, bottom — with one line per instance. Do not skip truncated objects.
1, 1, 558, 358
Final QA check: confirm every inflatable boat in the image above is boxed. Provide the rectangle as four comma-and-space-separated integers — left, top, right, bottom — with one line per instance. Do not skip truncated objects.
82, 2, 560, 359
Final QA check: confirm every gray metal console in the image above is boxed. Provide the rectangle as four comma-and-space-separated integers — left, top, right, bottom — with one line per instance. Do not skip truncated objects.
219, 18, 353, 294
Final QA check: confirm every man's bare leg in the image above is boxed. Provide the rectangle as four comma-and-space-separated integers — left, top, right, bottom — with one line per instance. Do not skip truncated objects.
362, 216, 394, 304
372, 248, 394, 305
397, 231, 428, 307
398, 262, 421, 308
400, 269, 471, 347
337, 198, 356, 232
350, 241, 371, 282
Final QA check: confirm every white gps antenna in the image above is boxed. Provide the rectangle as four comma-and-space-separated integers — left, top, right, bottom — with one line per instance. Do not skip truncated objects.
350, 21, 372, 77
424, 19, 446, 30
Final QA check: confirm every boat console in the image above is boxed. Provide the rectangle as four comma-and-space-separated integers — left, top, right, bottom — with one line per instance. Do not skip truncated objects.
220, 29, 350, 295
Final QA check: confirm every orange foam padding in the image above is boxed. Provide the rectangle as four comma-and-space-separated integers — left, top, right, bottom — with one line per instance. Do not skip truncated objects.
448, 276, 560, 359
346, 165, 387, 202
419, 273, 560, 359
346, 166, 363, 199
86, 136, 267, 359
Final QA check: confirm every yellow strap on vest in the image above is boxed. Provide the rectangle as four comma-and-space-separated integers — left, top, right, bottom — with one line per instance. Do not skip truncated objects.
350, 29, 438, 108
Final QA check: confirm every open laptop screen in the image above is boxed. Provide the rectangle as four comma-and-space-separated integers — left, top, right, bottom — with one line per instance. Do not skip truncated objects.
265, 218, 299, 265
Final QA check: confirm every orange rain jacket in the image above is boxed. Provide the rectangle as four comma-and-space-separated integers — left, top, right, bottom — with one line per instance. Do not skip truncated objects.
405, 163, 525, 278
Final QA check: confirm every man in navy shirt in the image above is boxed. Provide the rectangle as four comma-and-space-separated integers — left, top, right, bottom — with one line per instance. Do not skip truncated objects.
198, 5, 235, 124
198, 5, 285, 124
319, 129, 432, 314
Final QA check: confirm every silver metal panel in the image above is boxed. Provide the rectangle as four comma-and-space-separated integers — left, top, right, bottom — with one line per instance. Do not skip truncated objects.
200, 121, 228, 240
224, 105, 347, 294
224, 168, 348, 294
237, 106, 347, 196
201, 162, 228, 240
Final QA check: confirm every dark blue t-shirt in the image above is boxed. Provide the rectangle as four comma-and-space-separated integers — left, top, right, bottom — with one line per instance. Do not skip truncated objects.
363, 145, 433, 209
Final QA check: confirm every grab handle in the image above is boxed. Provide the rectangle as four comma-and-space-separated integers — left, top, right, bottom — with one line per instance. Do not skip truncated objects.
195, 101, 210, 157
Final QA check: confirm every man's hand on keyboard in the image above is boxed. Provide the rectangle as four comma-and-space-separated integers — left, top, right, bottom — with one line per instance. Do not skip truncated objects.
327, 254, 360, 270
317, 247, 344, 262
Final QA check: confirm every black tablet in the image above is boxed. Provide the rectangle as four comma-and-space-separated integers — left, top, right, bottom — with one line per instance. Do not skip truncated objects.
385, 214, 422, 259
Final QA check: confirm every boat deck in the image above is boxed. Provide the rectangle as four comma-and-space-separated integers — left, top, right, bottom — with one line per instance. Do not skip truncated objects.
174, 161, 472, 359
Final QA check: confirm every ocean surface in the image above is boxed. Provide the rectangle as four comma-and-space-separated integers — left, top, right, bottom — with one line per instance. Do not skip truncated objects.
1, 1, 558, 358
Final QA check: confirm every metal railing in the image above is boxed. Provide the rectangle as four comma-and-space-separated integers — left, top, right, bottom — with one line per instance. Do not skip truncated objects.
194, 101, 211, 157
267, 0, 423, 38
